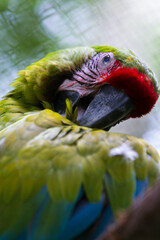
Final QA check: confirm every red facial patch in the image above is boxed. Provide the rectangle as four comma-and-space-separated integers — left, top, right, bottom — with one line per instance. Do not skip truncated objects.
105, 67, 158, 118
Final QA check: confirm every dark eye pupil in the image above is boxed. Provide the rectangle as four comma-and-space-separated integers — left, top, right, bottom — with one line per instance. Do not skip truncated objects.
103, 55, 110, 63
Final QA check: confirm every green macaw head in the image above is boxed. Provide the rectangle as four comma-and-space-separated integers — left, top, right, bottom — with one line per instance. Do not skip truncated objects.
55, 46, 159, 130
8, 46, 159, 130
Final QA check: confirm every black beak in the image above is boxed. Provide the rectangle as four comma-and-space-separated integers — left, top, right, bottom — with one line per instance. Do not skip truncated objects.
78, 85, 134, 130
54, 91, 80, 114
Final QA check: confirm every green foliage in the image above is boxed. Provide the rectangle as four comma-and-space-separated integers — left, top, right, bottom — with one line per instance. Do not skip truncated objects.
0, 0, 96, 74
0, 0, 61, 68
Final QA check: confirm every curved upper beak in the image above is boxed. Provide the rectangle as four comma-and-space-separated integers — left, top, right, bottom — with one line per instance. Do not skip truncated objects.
78, 84, 134, 130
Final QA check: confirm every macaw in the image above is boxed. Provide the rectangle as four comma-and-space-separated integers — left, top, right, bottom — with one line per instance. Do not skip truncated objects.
0, 46, 159, 240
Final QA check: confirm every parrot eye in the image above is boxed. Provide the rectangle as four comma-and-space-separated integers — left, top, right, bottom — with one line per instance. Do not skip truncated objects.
102, 55, 110, 64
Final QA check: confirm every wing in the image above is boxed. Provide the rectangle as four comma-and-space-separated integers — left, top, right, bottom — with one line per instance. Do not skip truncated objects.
0, 109, 159, 240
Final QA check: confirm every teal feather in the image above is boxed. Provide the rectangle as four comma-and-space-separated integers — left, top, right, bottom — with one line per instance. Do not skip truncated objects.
0, 177, 149, 240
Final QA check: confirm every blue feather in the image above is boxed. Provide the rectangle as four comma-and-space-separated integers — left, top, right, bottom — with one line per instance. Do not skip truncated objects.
29, 191, 75, 240
91, 205, 114, 240
0, 177, 149, 240
59, 199, 103, 240
134, 177, 149, 198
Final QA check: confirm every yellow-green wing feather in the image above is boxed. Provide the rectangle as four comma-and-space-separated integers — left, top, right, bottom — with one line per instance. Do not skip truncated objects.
0, 109, 159, 238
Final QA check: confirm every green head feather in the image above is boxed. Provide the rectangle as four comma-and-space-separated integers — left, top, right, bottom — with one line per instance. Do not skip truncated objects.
6, 46, 160, 106
93, 45, 159, 93
0, 46, 159, 130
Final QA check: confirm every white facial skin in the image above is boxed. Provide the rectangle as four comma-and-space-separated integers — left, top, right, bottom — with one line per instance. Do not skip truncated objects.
94, 52, 117, 73
58, 52, 119, 97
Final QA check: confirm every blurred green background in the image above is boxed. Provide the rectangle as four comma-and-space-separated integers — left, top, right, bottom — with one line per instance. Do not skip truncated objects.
0, 0, 160, 150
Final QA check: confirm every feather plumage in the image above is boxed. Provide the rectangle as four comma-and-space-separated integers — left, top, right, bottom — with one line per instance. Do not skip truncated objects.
0, 46, 159, 239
